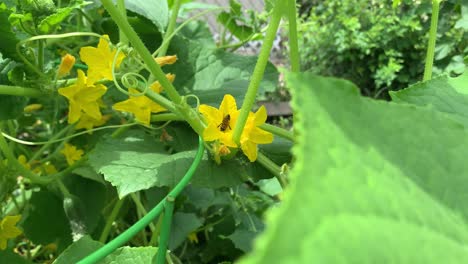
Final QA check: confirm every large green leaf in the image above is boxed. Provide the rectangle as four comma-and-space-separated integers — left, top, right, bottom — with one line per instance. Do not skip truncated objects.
23, 190, 72, 251
166, 35, 278, 102
124, 0, 168, 31
0, 250, 32, 263
390, 72, 468, 126
53, 235, 103, 264
168, 212, 203, 250
240, 73, 468, 263
0, 4, 21, 61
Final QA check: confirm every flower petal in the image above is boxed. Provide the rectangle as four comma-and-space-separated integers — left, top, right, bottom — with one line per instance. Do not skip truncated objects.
249, 127, 274, 144
219, 94, 237, 116
68, 100, 81, 123
254, 105, 268, 126
199, 105, 222, 124
241, 140, 258, 162
203, 123, 223, 142
81, 102, 102, 121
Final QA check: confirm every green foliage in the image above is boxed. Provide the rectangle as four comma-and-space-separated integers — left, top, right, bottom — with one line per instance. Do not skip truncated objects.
240, 72, 468, 263
0, 4, 21, 61
297, 0, 467, 97
123, 0, 168, 31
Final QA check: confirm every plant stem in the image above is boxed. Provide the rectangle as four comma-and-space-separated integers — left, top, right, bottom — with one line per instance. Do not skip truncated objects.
101, 0, 205, 135
0, 126, 46, 185
256, 152, 287, 189
259, 123, 294, 141
0, 85, 45, 97
156, 197, 175, 264
423, 0, 440, 81
116, 0, 128, 46
286, 0, 300, 72
37, 40, 44, 72
99, 198, 125, 243
29, 125, 72, 162
232, 1, 285, 145
130, 193, 156, 232
151, 113, 183, 122
55, 179, 71, 197
159, 0, 182, 57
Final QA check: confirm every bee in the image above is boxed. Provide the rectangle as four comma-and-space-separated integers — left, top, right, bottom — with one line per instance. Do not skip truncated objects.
217, 114, 231, 132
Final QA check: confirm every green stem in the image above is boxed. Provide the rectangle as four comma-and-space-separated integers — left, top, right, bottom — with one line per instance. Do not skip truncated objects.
0, 85, 46, 97
77, 137, 205, 264
29, 125, 72, 162
151, 113, 183, 122
130, 193, 156, 232
0, 126, 46, 185
232, 1, 285, 144
156, 197, 175, 264
256, 152, 287, 189
99, 198, 125, 243
117, 0, 129, 45
101, 0, 205, 135
259, 123, 294, 141
423, 0, 440, 81
37, 40, 44, 72
149, 214, 164, 246
56, 179, 71, 197
159, 0, 182, 57
286, 0, 300, 72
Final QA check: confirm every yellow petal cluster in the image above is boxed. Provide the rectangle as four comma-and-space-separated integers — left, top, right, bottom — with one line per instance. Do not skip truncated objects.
61, 143, 84, 165
113, 89, 166, 126
199, 94, 273, 162
57, 53, 76, 78
0, 215, 22, 250
58, 70, 107, 124
79, 35, 126, 83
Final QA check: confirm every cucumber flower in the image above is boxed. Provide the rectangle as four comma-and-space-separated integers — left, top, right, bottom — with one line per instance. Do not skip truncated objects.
57, 53, 75, 78
61, 143, 84, 165
0, 215, 22, 250
58, 70, 107, 124
113, 89, 166, 126
79, 35, 126, 84
240, 106, 274, 161
75, 114, 111, 133
199, 94, 273, 162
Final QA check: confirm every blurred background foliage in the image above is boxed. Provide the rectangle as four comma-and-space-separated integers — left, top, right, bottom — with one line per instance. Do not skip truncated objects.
296, 0, 467, 98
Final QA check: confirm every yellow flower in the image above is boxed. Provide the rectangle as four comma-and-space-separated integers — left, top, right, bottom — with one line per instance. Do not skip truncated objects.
199, 95, 273, 162
199, 94, 239, 148
32, 162, 58, 175
61, 143, 84, 165
58, 70, 107, 124
240, 106, 274, 162
57, 53, 76, 78
155, 55, 177, 66
113, 88, 166, 126
150, 73, 175, 93
17, 155, 30, 170
0, 215, 22, 250
75, 114, 111, 133
187, 232, 198, 244
79, 35, 126, 84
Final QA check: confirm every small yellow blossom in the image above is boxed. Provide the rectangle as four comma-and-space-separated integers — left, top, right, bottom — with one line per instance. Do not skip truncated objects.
32, 162, 58, 175
61, 143, 84, 165
155, 55, 177, 66
75, 114, 111, 133
0, 215, 22, 250
199, 94, 239, 148
240, 106, 274, 162
58, 70, 107, 124
24, 104, 43, 113
187, 232, 198, 244
17, 155, 30, 170
113, 89, 166, 126
150, 73, 175, 93
199, 94, 273, 162
57, 53, 76, 78
79, 35, 126, 84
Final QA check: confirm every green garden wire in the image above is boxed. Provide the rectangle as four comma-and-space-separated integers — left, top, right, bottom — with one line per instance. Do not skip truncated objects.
77, 136, 205, 264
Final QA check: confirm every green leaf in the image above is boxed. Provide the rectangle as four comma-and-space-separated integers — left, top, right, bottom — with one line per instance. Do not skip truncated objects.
0, 250, 32, 263
217, 12, 254, 41
167, 35, 278, 101
38, 2, 88, 33
0, 4, 21, 61
169, 212, 203, 250
227, 228, 257, 252
124, 0, 168, 31
102, 246, 158, 263
23, 190, 72, 251
390, 72, 468, 126
0, 95, 27, 120
54, 236, 103, 264
240, 73, 468, 263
